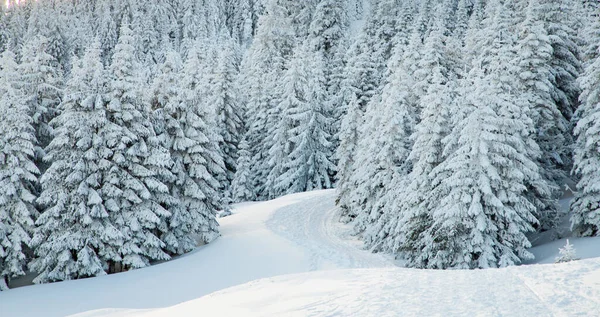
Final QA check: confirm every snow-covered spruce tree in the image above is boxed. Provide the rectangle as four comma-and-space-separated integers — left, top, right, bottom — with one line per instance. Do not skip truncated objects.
336, 0, 406, 220
273, 42, 336, 195
539, 0, 582, 125
231, 137, 256, 203
95, 1, 119, 64
308, 0, 349, 153
147, 48, 189, 254
392, 14, 456, 268
104, 23, 174, 271
208, 36, 244, 193
571, 39, 600, 237
241, 0, 296, 199
30, 42, 120, 283
412, 2, 549, 269
514, 0, 564, 229
25, 0, 68, 71
355, 53, 417, 245
335, 32, 379, 221
0, 50, 38, 291
423, 66, 538, 268
163, 43, 226, 251
18, 35, 63, 178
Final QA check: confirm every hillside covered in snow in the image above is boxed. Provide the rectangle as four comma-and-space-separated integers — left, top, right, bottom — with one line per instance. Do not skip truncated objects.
0, 191, 598, 316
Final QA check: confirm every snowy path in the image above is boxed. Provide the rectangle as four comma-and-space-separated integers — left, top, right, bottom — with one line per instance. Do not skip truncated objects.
0, 190, 388, 317
267, 190, 391, 270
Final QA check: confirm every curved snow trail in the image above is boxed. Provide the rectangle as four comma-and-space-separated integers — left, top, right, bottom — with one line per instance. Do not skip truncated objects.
1, 190, 348, 317
267, 189, 392, 270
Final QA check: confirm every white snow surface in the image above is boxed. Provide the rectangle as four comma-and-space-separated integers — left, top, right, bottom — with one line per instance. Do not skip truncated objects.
1, 189, 600, 317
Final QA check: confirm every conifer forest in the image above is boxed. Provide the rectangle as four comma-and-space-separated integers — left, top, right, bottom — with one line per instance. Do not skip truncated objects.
0, 0, 599, 292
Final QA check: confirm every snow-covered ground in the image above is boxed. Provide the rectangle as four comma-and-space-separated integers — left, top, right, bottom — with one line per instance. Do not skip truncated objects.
76, 259, 600, 317
1, 190, 599, 317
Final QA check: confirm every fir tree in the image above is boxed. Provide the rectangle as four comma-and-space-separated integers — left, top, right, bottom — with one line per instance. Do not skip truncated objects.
571, 40, 600, 237
231, 137, 256, 202
335, 32, 379, 220
274, 43, 336, 195
104, 23, 174, 270
0, 50, 38, 291
30, 42, 119, 283
515, 0, 564, 229
164, 44, 226, 251
18, 35, 63, 178
241, 0, 296, 199
208, 37, 244, 193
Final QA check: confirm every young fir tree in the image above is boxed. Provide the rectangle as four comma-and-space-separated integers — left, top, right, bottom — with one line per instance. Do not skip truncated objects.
104, 23, 174, 271
571, 39, 600, 237
30, 42, 120, 283
231, 137, 256, 203
0, 50, 38, 291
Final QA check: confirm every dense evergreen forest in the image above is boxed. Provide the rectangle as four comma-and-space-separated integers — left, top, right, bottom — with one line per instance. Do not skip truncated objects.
0, 0, 599, 290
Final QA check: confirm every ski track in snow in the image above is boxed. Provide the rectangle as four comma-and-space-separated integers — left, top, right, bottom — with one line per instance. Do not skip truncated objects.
267, 190, 391, 270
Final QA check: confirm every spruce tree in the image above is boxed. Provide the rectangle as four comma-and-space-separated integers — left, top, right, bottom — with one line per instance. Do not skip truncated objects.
539, 0, 582, 124
241, 0, 296, 199
515, 0, 564, 229
571, 38, 600, 237
274, 43, 336, 195
411, 1, 548, 268
335, 32, 379, 220
208, 37, 244, 193
164, 44, 226, 251
18, 35, 63, 178
30, 42, 119, 283
231, 137, 256, 202
0, 50, 38, 291
103, 23, 175, 270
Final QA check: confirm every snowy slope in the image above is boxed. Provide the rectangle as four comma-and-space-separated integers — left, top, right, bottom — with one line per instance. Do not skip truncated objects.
2, 189, 600, 317
0, 190, 390, 317
76, 259, 600, 317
